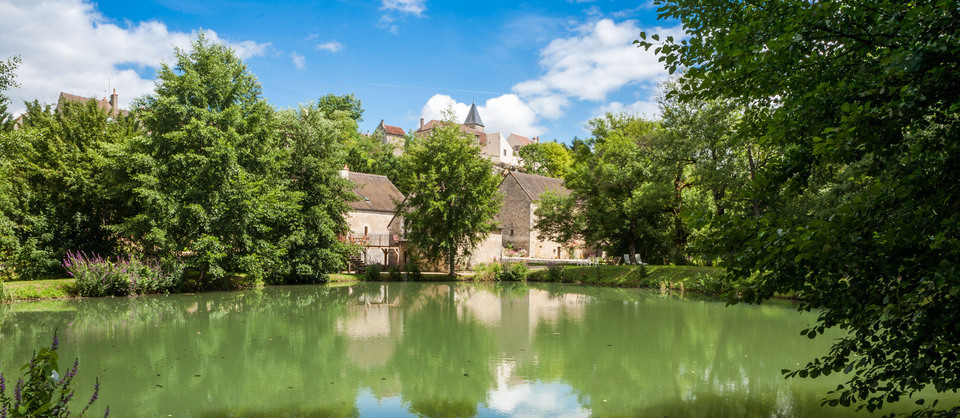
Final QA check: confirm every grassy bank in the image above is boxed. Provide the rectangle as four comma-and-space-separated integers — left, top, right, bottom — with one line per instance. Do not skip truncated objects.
525, 265, 729, 295
2, 279, 77, 301
1, 265, 727, 303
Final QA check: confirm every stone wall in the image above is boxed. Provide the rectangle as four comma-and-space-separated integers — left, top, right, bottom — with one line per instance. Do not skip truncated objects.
497, 176, 532, 253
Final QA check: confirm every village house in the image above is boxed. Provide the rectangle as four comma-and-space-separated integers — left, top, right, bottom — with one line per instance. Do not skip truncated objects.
412, 103, 523, 167
342, 166, 406, 267
14, 89, 128, 129
497, 171, 586, 259
373, 120, 406, 156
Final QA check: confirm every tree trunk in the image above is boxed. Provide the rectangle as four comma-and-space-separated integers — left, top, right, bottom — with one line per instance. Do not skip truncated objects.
448, 239, 456, 277
747, 147, 760, 216
629, 239, 637, 265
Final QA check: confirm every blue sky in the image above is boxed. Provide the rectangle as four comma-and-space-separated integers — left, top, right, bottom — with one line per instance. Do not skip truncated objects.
0, 0, 682, 143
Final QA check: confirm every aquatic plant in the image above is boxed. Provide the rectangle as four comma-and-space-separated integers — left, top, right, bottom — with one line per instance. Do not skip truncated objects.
0, 331, 107, 417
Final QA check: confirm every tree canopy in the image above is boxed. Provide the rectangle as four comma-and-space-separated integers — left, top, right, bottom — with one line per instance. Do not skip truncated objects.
642, 0, 960, 414
399, 114, 502, 275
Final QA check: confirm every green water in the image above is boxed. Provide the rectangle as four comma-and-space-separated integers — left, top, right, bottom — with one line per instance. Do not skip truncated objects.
0, 282, 936, 416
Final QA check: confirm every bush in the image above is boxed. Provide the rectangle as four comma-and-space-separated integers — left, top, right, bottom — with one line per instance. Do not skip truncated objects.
64, 251, 184, 297
499, 262, 529, 281
387, 265, 403, 281
364, 263, 383, 281
472, 263, 502, 281
545, 263, 565, 282
0, 332, 107, 417
404, 261, 423, 281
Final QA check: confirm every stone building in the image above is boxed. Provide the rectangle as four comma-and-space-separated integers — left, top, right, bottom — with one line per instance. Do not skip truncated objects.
497, 171, 584, 259
343, 166, 405, 266
414, 103, 522, 167
373, 120, 406, 156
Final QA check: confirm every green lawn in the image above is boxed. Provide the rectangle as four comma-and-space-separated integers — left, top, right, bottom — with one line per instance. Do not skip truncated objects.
2, 278, 77, 301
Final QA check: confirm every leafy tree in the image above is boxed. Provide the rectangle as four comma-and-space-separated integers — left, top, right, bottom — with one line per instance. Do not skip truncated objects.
271, 104, 355, 283
116, 34, 292, 285
643, 0, 960, 414
344, 131, 403, 187
0, 55, 21, 131
399, 114, 502, 275
518, 141, 572, 179
316, 93, 364, 122
0, 99, 137, 279
537, 114, 677, 264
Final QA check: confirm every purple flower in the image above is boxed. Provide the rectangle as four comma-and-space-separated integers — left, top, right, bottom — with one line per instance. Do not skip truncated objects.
51, 331, 59, 351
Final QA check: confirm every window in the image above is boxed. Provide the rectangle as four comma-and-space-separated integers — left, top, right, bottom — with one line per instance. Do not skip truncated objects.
364, 226, 369, 236
503, 149, 507, 156
510, 229, 514, 236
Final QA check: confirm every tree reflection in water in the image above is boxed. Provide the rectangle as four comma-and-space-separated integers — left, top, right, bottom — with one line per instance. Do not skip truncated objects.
2, 282, 936, 417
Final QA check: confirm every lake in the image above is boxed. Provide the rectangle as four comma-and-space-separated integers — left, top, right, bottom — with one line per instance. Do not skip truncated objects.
0, 282, 924, 416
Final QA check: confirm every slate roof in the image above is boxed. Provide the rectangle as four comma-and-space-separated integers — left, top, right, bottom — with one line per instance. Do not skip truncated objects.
464, 103, 484, 127
348, 172, 405, 213
509, 171, 569, 201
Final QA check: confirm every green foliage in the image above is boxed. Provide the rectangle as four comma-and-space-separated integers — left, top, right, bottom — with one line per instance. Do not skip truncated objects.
269, 104, 354, 284
518, 141, 572, 179
404, 260, 423, 281
0, 96, 138, 280
64, 251, 183, 297
399, 111, 502, 275
364, 263, 383, 281
0, 332, 107, 417
643, 0, 960, 414
537, 113, 677, 264
387, 264, 403, 281
0, 55, 20, 132
115, 34, 291, 286
471, 263, 501, 281
500, 262, 529, 281
316, 93, 363, 122
472, 262, 528, 281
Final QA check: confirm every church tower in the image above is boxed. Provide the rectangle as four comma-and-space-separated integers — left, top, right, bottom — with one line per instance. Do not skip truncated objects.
463, 102, 484, 133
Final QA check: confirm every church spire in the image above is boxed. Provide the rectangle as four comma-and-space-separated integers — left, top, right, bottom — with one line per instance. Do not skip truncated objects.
463, 102, 484, 130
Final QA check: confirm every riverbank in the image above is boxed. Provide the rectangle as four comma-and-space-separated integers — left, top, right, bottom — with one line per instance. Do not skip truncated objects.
2, 265, 725, 303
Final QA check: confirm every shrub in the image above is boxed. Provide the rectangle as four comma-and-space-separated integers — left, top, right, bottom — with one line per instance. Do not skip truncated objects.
364, 263, 383, 281
0, 331, 108, 417
499, 262, 529, 281
63, 251, 184, 297
404, 261, 423, 281
387, 265, 403, 281
472, 263, 501, 281
545, 263, 565, 282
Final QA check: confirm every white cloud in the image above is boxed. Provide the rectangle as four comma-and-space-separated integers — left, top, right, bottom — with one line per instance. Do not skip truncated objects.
594, 99, 660, 119
381, 0, 425, 16
512, 18, 683, 119
316, 41, 343, 53
290, 51, 305, 69
0, 0, 270, 115
378, 0, 425, 33
420, 94, 545, 137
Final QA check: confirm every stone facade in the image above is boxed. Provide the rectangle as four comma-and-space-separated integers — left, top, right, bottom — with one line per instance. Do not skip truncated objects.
344, 168, 406, 267
497, 171, 585, 259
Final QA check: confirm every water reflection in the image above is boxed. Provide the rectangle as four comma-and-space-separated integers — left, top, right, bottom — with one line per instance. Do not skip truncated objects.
0, 282, 936, 417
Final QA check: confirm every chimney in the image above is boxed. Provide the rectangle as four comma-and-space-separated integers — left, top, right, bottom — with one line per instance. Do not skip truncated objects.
339, 164, 349, 179
420, 118, 424, 129
109, 89, 118, 114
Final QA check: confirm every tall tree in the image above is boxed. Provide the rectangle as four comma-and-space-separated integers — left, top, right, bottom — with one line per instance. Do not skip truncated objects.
537, 114, 677, 264
399, 114, 502, 276
518, 141, 573, 179
272, 104, 355, 283
643, 0, 960, 414
0, 55, 21, 131
116, 34, 292, 285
